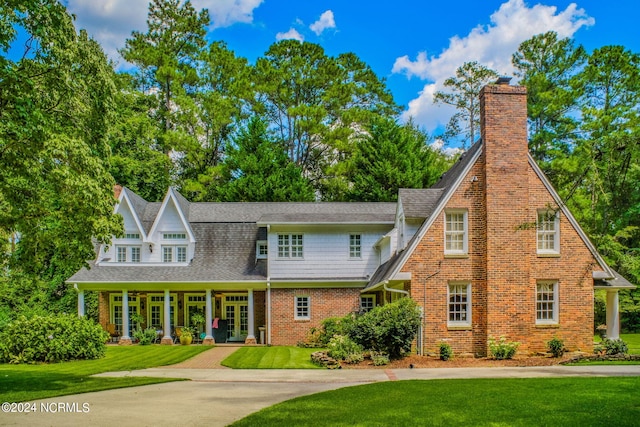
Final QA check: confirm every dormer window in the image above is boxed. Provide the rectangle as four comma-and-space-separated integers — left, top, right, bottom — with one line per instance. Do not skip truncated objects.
124, 233, 141, 239
162, 245, 187, 263
116, 245, 141, 263
163, 233, 186, 240
256, 241, 268, 259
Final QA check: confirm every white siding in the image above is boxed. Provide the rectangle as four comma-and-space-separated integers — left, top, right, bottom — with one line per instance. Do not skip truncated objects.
268, 225, 392, 280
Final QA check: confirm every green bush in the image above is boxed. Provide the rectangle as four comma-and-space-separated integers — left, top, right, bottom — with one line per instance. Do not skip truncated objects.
0, 314, 108, 363
371, 352, 390, 366
439, 342, 453, 361
488, 336, 519, 360
547, 336, 565, 357
603, 338, 628, 355
133, 327, 158, 345
319, 316, 353, 346
347, 297, 421, 359
327, 335, 363, 363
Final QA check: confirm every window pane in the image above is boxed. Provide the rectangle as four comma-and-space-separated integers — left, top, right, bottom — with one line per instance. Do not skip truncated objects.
176, 246, 187, 262
131, 247, 141, 263
163, 247, 172, 263
296, 296, 309, 318
291, 235, 303, 258
278, 235, 289, 258
117, 246, 127, 262
448, 284, 469, 323
536, 283, 556, 322
350, 234, 362, 258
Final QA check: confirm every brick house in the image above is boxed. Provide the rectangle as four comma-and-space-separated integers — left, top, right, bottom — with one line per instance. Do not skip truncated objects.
68, 80, 633, 355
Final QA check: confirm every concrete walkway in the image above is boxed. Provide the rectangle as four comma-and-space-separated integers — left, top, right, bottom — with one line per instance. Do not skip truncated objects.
2, 348, 639, 427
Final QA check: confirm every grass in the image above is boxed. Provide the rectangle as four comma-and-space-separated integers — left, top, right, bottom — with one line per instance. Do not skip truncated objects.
231, 377, 640, 426
221, 346, 322, 369
620, 333, 640, 354
0, 345, 210, 402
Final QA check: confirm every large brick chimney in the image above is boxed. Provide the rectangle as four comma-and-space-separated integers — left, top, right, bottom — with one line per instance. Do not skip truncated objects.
480, 79, 531, 341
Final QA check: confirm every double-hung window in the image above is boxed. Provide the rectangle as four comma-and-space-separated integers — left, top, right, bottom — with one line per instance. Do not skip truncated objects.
536, 281, 558, 324
448, 283, 471, 327
445, 210, 468, 255
295, 296, 310, 320
115, 245, 141, 263
350, 234, 362, 258
162, 246, 187, 263
360, 295, 375, 313
537, 210, 559, 254
278, 234, 303, 259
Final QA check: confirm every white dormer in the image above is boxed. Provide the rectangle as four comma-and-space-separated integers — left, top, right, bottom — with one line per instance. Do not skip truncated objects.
101, 188, 148, 264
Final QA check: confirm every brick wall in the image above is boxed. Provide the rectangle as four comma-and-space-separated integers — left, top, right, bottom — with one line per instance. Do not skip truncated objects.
270, 288, 360, 345
403, 82, 597, 356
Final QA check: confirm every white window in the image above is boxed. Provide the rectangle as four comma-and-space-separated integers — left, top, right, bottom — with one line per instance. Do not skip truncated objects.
295, 296, 310, 320
163, 233, 186, 240
350, 234, 362, 258
445, 210, 468, 255
116, 245, 141, 263
360, 295, 375, 312
536, 282, 558, 324
278, 234, 303, 258
124, 233, 140, 239
256, 241, 268, 259
537, 210, 559, 254
162, 245, 187, 263
448, 283, 471, 327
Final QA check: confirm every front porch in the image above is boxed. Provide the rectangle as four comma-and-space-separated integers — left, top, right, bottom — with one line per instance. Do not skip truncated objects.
77, 287, 267, 346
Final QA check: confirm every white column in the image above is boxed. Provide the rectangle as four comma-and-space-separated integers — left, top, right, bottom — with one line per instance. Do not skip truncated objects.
606, 290, 620, 339
163, 289, 172, 341
245, 288, 256, 343
77, 288, 85, 317
204, 289, 214, 343
121, 290, 130, 340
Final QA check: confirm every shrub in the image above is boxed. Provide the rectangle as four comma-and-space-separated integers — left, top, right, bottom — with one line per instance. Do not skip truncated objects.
488, 336, 519, 360
439, 342, 453, 361
371, 352, 390, 366
133, 327, 158, 345
547, 336, 565, 357
0, 314, 108, 363
319, 316, 353, 346
327, 335, 363, 363
603, 338, 628, 355
347, 297, 421, 359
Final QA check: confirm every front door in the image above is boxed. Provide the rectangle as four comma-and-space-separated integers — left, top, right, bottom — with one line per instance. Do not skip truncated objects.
224, 295, 248, 341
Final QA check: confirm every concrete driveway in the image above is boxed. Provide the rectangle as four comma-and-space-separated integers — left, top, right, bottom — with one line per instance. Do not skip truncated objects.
2, 365, 639, 427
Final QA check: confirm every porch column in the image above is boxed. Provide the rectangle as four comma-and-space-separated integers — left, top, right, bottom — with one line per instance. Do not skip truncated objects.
119, 289, 132, 345
245, 288, 257, 344
161, 289, 173, 344
606, 290, 620, 340
203, 289, 214, 345
77, 288, 85, 317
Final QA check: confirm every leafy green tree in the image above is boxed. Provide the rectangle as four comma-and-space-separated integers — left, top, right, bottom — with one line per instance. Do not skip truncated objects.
253, 40, 398, 195
343, 117, 452, 202
213, 118, 315, 202
0, 1, 122, 314
512, 31, 587, 168
434, 61, 499, 148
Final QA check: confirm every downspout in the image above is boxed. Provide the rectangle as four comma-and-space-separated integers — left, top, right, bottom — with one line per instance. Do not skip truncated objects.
266, 224, 272, 345
422, 267, 441, 356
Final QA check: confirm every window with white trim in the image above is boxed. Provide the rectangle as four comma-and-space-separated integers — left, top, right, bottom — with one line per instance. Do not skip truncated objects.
163, 233, 186, 240
295, 296, 310, 320
536, 281, 558, 324
445, 210, 468, 255
115, 245, 142, 263
278, 234, 303, 258
360, 295, 375, 312
350, 234, 362, 258
448, 283, 471, 326
256, 241, 268, 259
537, 210, 559, 254
124, 233, 140, 239
162, 245, 187, 263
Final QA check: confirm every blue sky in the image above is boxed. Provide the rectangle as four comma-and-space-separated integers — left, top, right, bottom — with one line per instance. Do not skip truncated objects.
63, 0, 639, 139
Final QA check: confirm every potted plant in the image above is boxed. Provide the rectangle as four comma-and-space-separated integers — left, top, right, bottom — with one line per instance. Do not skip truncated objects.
180, 326, 194, 345
596, 324, 607, 340
130, 312, 145, 333
191, 312, 206, 334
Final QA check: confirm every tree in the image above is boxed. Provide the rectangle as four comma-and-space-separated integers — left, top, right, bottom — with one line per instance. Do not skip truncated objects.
253, 40, 398, 195
512, 31, 587, 170
213, 117, 315, 202
0, 1, 122, 314
434, 61, 499, 148
343, 117, 452, 202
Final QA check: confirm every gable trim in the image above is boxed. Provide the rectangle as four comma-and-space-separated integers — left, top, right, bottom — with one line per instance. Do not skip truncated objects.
147, 188, 196, 243
527, 155, 614, 278
383, 145, 484, 283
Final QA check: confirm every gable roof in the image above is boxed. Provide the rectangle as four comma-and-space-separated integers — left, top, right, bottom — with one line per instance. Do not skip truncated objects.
116, 187, 148, 239
398, 188, 445, 220
147, 188, 196, 243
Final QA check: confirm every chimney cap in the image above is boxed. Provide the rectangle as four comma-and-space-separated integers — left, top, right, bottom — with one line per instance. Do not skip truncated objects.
496, 76, 512, 85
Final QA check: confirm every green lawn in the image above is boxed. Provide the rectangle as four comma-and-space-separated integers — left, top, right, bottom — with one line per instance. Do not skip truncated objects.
231, 377, 640, 426
221, 346, 322, 369
0, 345, 210, 402
621, 334, 640, 354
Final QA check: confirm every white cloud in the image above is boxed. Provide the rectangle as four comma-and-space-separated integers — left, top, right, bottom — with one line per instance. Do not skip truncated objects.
430, 138, 463, 157
67, 0, 264, 67
276, 28, 304, 42
195, 0, 263, 29
393, 0, 594, 132
309, 10, 336, 35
